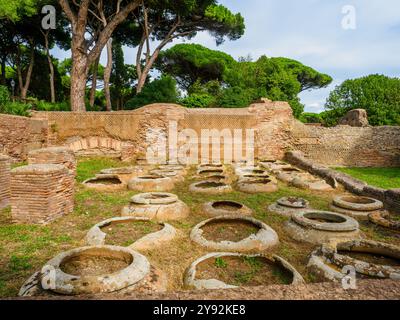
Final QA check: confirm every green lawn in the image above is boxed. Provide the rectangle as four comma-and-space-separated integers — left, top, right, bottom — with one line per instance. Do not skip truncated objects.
334, 167, 400, 190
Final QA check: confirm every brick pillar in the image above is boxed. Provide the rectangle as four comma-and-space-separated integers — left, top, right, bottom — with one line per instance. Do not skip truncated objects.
0, 154, 11, 209
11, 164, 70, 224
28, 147, 76, 214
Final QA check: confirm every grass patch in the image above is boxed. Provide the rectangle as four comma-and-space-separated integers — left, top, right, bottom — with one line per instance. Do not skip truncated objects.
1, 158, 399, 297
334, 167, 400, 189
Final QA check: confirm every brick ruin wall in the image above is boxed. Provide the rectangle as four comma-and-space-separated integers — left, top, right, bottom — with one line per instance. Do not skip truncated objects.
0, 114, 50, 161
0, 101, 399, 167
290, 121, 400, 167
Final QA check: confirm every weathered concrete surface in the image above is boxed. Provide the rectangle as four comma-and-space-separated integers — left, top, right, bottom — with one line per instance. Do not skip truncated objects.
83, 174, 127, 192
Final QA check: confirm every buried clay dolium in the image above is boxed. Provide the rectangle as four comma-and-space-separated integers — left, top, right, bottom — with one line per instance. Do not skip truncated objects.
128, 175, 175, 192
236, 177, 278, 194
190, 216, 279, 252
268, 197, 310, 217
308, 240, 400, 282
85, 217, 177, 251
330, 195, 384, 220
82, 174, 126, 191
122, 192, 189, 221
189, 181, 233, 194
21, 246, 151, 295
284, 211, 361, 245
184, 252, 304, 290
202, 200, 253, 217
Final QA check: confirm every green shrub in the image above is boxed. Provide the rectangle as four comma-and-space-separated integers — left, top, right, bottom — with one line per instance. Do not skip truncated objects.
299, 112, 323, 124
180, 93, 216, 108
0, 85, 10, 108
1, 102, 31, 116
125, 76, 179, 110
35, 100, 70, 112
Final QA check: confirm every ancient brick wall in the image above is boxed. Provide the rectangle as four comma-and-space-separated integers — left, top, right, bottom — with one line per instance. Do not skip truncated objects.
0, 154, 11, 209
1, 101, 399, 166
0, 114, 50, 161
290, 121, 400, 167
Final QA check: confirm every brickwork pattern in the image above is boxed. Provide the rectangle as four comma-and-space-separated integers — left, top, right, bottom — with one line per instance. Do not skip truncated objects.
0, 154, 11, 209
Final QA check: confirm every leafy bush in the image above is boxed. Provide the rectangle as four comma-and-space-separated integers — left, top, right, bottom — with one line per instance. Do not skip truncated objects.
0, 85, 10, 108
35, 100, 70, 111
324, 74, 400, 126
216, 86, 259, 108
1, 102, 31, 116
299, 112, 323, 124
180, 93, 216, 108
125, 76, 179, 110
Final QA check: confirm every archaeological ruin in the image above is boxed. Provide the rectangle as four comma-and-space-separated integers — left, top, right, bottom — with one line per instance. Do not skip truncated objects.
0, 98, 399, 299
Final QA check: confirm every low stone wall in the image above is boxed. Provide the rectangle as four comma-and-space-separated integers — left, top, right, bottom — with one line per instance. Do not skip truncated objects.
0, 154, 11, 209
285, 151, 400, 214
0, 114, 50, 161
290, 122, 400, 167
11, 164, 72, 224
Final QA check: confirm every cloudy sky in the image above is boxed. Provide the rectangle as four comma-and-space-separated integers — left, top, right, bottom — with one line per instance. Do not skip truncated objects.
54, 0, 400, 113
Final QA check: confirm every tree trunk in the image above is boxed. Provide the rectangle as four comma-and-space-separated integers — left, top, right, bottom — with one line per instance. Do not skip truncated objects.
0, 57, 6, 85
89, 56, 100, 108
43, 32, 56, 103
18, 46, 35, 101
104, 38, 113, 111
136, 49, 161, 94
70, 48, 89, 112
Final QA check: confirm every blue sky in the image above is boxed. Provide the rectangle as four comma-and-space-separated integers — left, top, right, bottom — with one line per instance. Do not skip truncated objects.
54, 0, 400, 113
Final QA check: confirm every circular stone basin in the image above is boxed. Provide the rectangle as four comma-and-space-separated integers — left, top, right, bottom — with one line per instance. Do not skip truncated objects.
150, 169, 184, 182
83, 174, 126, 191
237, 178, 278, 194
189, 181, 232, 194
203, 201, 253, 217
198, 164, 223, 169
291, 176, 333, 192
284, 211, 360, 245
330, 196, 384, 220
128, 175, 174, 192
203, 174, 228, 182
184, 252, 304, 290
190, 216, 279, 252
158, 165, 186, 172
99, 167, 145, 183
197, 169, 224, 176
308, 240, 400, 281
85, 217, 177, 251
259, 160, 288, 170
369, 211, 400, 231
39, 246, 150, 295
268, 197, 310, 217
121, 192, 189, 221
